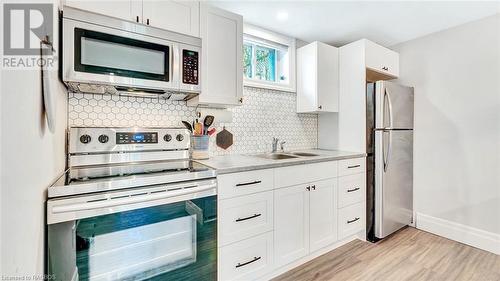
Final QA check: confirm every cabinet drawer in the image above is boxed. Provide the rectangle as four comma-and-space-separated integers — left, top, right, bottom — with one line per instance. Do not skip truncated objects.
338, 202, 365, 239
338, 174, 365, 208
219, 232, 274, 281
218, 169, 274, 199
338, 158, 365, 176
275, 161, 338, 188
219, 191, 273, 246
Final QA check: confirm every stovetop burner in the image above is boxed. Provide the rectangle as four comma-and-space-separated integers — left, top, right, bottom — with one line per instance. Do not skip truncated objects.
68, 160, 209, 183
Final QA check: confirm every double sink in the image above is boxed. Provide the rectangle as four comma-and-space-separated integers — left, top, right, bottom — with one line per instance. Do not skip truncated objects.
255, 152, 319, 160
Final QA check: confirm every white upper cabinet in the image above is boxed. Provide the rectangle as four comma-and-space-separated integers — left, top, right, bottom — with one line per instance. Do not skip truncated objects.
188, 4, 243, 108
364, 39, 399, 78
64, 0, 141, 22
297, 41, 339, 113
64, 1, 199, 36
142, 1, 199, 37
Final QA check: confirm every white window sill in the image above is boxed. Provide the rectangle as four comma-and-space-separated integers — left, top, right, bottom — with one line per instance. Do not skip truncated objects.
244, 79, 296, 93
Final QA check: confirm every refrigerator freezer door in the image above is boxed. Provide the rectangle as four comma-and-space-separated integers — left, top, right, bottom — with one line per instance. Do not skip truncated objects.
375, 130, 413, 238
375, 81, 414, 129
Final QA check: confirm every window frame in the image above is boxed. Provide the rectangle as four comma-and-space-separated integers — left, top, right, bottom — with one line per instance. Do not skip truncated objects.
243, 24, 296, 92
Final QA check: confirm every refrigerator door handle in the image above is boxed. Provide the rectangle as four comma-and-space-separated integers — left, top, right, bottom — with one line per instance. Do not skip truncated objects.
384, 130, 392, 172
385, 88, 394, 129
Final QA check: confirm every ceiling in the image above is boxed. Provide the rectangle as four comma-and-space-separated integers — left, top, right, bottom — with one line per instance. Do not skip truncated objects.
208, 1, 500, 47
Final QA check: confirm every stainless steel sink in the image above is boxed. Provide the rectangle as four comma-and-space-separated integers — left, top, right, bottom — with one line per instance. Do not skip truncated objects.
255, 153, 299, 160
291, 152, 319, 157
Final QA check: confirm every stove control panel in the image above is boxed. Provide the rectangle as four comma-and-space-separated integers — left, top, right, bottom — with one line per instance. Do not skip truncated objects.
69, 127, 190, 154
116, 132, 158, 144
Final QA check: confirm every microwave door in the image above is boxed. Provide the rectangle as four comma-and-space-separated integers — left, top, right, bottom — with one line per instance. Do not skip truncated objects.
63, 19, 176, 92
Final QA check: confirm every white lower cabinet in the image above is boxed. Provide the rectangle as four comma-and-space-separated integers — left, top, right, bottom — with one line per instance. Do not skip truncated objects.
218, 158, 366, 280
338, 202, 365, 239
274, 184, 310, 268
274, 178, 338, 267
219, 232, 274, 281
219, 191, 273, 246
309, 179, 338, 252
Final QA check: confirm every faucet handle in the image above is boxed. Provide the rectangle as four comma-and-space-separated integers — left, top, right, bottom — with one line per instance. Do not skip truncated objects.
280, 141, 286, 151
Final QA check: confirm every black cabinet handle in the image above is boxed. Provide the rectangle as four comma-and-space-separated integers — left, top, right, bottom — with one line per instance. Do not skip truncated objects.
382, 66, 388, 71
311, 185, 316, 190
347, 187, 360, 193
236, 180, 261, 187
347, 217, 360, 224
235, 213, 261, 222
236, 256, 261, 268
136, 16, 139, 22
347, 164, 360, 169
306, 186, 311, 191
318, 105, 322, 109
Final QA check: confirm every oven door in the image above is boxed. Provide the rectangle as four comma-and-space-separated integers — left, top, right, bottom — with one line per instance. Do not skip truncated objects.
47, 179, 217, 281
63, 18, 179, 92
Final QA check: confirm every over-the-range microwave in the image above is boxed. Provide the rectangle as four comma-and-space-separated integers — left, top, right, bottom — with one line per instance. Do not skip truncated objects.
62, 6, 200, 100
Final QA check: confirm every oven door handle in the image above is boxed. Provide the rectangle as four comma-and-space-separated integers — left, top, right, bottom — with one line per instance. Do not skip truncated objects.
47, 180, 217, 224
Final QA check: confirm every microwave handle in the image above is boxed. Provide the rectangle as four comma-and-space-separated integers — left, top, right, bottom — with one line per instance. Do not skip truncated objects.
171, 43, 180, 88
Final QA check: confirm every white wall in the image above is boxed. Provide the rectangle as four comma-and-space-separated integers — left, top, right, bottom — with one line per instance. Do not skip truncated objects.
0, 0, 67, 277
393, 14, 500, 249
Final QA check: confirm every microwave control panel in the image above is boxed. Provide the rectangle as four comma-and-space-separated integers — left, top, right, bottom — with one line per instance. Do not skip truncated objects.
182, 49, 199, 85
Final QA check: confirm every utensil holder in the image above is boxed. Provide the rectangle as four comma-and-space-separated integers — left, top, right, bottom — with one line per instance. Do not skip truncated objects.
191, 135, 210, 160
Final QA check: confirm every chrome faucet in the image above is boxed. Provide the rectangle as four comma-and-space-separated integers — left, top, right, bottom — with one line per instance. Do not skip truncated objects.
272, 137, 279, 153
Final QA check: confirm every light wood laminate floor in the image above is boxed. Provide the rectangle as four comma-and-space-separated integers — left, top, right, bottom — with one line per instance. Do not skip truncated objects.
273, 227, 500, 281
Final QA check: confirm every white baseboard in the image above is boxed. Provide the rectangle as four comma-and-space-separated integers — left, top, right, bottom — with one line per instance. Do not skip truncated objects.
416, 213, 500, 255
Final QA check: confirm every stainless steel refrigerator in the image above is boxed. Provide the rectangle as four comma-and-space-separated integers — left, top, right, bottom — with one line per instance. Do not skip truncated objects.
366, 81, 414, 242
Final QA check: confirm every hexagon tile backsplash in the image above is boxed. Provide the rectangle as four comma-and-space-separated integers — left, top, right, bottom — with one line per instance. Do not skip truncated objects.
68, 86, 318, 156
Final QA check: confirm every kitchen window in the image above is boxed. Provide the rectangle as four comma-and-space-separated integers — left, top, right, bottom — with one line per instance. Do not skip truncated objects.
243, 24, 296, 92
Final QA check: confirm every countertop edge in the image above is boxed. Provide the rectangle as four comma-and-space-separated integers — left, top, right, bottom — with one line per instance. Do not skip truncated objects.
197, 152, 367, 175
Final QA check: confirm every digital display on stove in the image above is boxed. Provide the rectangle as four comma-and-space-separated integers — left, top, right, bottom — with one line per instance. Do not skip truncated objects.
116, 132, 158, 144
133, 134, 145, 141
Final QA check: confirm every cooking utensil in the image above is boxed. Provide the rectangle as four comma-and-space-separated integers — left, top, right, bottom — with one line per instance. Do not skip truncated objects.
203, 115, 214, 134
181, 121, 193, 133
194, 122, 203, 135
207, 128, 216, 136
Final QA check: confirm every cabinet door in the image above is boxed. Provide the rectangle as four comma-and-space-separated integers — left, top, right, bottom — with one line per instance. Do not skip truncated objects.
309, 178, 338, 252
142, 1, 199, 36
64, 0, 141, 23
274, 184, 310, 268
365, 40, 399, 78
317, 42, 339, 112
190, 4, 243, 108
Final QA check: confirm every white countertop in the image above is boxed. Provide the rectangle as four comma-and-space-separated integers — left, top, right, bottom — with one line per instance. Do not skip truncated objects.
196, 149, 366, 174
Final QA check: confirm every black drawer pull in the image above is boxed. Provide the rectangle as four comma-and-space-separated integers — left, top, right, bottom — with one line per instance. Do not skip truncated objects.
347, 164, 360, 169
236, 180, 262, 187
236, 256, 261, 268
347, 187, 360, 193
347, 217, 360, 224
235, 213, 262, 222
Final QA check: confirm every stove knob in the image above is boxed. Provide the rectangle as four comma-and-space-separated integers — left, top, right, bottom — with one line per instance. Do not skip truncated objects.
98, 134, 109, 143
80, 134, 91, 144
163, 134, 172, 142
176, 134, 184, 141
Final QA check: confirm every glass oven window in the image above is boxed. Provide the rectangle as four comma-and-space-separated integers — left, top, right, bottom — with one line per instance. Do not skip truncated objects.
74, 28, 170, 81
72, 196, 216, 281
